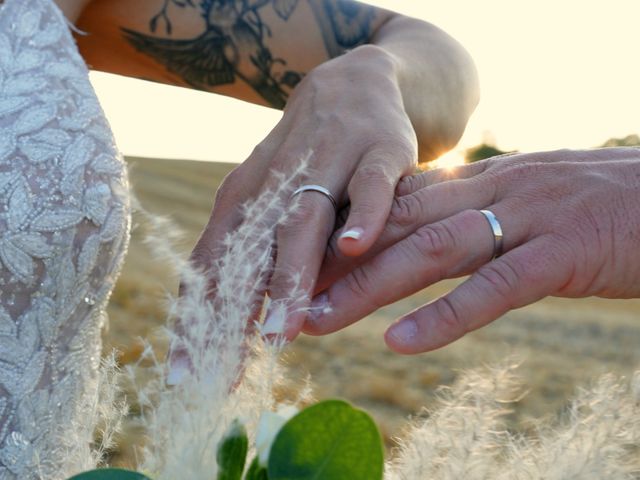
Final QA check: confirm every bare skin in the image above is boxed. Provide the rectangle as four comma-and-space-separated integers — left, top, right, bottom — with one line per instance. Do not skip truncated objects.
308, 148, 640, 353
66, 0, 479, 343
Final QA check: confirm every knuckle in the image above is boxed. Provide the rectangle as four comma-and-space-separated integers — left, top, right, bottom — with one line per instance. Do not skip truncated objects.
365, 134, 417, 168
412, 222, 456, 259
343, 267, 376, 301
248, 139, 277, 161
351, 163, 394, 189
476, 260, 521, 302
379, 136, 418, 165
501, 162, 544, 183
396, 173, 424, 197
434, 296, 467, 335
215, 165, 246, 203
389, 195, 422, 228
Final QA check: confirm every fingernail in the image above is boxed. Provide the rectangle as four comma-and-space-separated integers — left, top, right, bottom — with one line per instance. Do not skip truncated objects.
166, 355, 190, 386
262, 307, 287, 336
309, 293, 332, 322
387, 319, 418, 344
340, 227, 364, 241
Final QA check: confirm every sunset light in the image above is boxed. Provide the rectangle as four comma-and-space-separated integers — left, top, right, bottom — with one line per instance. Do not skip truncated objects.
433, 149, 466, 170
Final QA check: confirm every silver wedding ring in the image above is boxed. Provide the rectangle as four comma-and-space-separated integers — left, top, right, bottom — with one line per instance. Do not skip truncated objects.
479, 209, 504, 260
291, 184, 337, 210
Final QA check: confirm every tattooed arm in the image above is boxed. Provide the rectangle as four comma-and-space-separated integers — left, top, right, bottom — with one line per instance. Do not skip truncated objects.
76, 0, 477, 156
76, 0, 479, 347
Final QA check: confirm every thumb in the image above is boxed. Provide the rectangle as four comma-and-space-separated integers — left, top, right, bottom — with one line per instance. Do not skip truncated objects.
339, 150, 415, 257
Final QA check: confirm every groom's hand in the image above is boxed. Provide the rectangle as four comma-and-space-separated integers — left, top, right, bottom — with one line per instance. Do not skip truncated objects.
307, 148, 640, 353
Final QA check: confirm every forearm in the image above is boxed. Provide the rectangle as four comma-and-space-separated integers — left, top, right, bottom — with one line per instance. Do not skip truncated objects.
75, 1, 478, 159
75, 0, 390, 108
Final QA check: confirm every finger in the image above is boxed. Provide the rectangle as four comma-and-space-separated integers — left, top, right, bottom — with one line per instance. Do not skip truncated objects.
384, 235, 572, 354
396, 148, 628, 196
264, 189, 336, 340
306, 207, 523, 335
396, 159, 492, 196
338, 143, 416, 257
396, 148, 596, 197
316, 175, 497, 292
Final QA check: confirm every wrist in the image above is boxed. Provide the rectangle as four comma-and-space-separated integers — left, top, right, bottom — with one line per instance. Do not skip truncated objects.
319, 43, 400, 88
371, 16, 480, 161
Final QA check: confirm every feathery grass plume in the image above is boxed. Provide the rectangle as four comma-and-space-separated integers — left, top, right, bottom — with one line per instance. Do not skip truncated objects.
90, 354, 130, 466
387, 365, 640, 480
496, 370, 640, 480
56, 352, 128, 477
125, 156, 311, 479
385, 362, 522, 480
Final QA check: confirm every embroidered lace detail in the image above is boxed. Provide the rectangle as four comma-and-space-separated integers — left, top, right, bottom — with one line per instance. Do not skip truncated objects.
0, 0, 130, 478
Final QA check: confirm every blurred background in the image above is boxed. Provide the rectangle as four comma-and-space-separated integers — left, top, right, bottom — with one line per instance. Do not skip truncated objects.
94, 1, 640, 466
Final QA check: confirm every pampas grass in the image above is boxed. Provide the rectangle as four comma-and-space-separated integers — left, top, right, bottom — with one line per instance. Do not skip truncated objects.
385, 363, 522, 480
123, 158, 310, 479
387, 364, 640, 480
54, 352, 128, 478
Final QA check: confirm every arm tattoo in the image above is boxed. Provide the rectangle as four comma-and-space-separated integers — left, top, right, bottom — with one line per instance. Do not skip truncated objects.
122, 0, 300, 108
121, 0, 375, 109
308, 0, 375, 58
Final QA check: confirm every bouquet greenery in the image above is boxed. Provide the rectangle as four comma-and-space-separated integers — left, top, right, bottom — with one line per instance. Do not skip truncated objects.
69, 400, 383, 480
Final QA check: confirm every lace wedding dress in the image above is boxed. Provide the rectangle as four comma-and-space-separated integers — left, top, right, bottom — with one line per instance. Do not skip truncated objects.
0, 0, 130, 478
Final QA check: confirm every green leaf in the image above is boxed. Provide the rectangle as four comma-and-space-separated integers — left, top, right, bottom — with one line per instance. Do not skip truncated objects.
217, 418, 249, 480
267, 399, 383, 480
67, 468, 152, 480
245, 456, 268, 480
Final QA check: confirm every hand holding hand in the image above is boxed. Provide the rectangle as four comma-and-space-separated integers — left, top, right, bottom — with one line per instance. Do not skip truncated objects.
308, 148, 640, 353
189, 45, 419, 339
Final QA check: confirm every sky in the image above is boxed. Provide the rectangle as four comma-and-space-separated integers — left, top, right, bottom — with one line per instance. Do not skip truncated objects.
90, 1, 640, 166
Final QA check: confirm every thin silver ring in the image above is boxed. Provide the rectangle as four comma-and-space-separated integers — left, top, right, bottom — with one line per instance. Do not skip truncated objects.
291, 185, 337, 210
479, 209, 504, 260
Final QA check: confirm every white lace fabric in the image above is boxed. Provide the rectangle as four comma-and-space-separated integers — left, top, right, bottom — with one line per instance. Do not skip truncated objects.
0, 0, 130, 478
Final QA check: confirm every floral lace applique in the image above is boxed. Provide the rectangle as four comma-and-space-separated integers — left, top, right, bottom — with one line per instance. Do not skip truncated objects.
0, 0, 130, 478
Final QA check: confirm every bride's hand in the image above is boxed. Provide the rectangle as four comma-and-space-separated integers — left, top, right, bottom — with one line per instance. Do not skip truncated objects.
307, 148, 640, 353
189, 45, 419, 339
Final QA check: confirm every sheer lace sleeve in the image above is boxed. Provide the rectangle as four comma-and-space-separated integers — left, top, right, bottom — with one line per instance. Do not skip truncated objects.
0, 0, 130, 478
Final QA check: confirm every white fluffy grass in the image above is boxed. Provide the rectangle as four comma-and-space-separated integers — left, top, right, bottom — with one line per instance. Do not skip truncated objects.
123, 160, 309, 479
84, 158, 640, 479
387, 364, 640, 480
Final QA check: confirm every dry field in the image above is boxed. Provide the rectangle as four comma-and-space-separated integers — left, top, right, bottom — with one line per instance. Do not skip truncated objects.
105, 157, 640, 467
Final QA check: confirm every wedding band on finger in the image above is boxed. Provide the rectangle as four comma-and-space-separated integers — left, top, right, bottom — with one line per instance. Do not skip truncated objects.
291, 184, 337, 210
479, 209, 504, 260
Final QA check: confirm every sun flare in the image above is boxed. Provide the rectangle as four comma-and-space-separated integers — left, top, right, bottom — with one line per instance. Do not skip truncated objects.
433, 149, 466, 170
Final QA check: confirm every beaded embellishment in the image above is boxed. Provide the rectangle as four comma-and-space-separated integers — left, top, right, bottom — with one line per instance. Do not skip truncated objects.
0, 0, 130, 477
